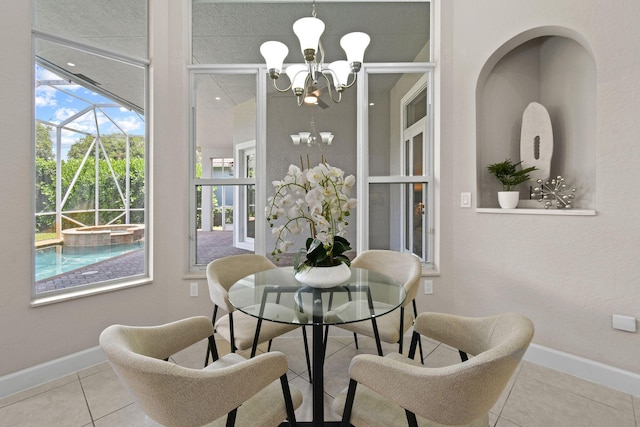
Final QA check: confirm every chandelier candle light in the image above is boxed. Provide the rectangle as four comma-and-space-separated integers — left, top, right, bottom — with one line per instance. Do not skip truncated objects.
291, 119, 334, 146
260, 1, 370, 106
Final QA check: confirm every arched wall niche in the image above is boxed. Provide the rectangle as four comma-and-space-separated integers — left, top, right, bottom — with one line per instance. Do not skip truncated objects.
476, 26, 596, 210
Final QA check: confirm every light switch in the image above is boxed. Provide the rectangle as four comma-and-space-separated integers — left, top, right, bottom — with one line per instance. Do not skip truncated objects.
461, 192, 471, 208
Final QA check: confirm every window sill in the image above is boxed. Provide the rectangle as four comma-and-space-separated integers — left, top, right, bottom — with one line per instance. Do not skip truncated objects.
31, 277, 152, 307
476, 208, 596, 216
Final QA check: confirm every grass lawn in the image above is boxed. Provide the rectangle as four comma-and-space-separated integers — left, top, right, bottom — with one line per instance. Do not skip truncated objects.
36, 233, 57, 241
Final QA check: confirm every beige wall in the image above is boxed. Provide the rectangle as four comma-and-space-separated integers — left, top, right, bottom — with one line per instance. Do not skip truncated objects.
431, 0, 640, 373
1, 0, 638, 386
0, 0, 212, 379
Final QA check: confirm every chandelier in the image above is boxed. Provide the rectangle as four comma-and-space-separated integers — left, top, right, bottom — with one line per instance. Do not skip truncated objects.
291, 118, 334, 146
260, 1, 370, 106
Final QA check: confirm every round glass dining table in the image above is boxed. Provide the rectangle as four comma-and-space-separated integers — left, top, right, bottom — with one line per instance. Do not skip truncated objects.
228, 266, 406, 427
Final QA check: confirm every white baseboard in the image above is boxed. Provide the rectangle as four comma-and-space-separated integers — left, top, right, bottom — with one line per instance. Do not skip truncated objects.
524, 343, 640, 396
1, 343, 638, 400
0, 346, 106, 399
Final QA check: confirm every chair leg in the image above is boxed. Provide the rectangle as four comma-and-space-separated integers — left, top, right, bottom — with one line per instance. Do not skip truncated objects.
398, 307, 405, 354
405, 409, 418, 427
279, 374, 298, 426
225, 408, 237, 427
459, 350, 468, 362
205, 306, 219, 367
371, 317, 383, 356
206, 335, 219, 366
302, 326, 312, 384
340, 379, 358, 427
412, 299, 424, 364
229, 312, 237, 353
352, 332, 359, 349
250, 317, 263, 358
408, 331, 420, 360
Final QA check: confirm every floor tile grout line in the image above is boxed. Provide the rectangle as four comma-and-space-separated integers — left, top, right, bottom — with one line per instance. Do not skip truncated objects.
0, 372, 82, 410
492, 369, 522, 427
518, 370, 637, 414
77, 373, 96, 426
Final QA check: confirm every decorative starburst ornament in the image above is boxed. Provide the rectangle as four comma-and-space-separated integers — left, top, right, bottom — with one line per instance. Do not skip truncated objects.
531, 176, 576, 209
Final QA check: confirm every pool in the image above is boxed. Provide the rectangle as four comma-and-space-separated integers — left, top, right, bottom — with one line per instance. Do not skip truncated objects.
35, 243, 144, 281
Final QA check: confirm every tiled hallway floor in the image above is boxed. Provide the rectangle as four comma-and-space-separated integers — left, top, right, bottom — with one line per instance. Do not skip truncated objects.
1, 331, 638, 427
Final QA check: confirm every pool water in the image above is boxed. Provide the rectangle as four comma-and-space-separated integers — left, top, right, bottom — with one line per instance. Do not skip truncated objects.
35, 243, 143, 281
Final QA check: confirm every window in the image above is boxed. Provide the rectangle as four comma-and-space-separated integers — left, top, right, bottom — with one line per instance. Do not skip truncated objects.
364, 71, 433, 267
33, 1, 149, 299
190, 1, 432, 270
190, 71, 258, 266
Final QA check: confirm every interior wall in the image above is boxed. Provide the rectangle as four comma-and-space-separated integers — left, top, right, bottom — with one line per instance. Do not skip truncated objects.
0, 0, 214, 379
540, 36, 596, 207
439, 0, 640, 373
2, 0, 639, 388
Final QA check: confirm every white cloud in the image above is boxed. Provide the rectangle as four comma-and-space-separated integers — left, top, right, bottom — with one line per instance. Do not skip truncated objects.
113, 116, 143, 133
54, 107, 80, 122
35, 86, 57, 108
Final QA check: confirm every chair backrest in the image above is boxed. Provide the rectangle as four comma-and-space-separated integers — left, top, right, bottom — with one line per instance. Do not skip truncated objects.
206, 254, 277, 312
99, 316, 224, 427
351, 250, 422, 306
401, 313, 534, 425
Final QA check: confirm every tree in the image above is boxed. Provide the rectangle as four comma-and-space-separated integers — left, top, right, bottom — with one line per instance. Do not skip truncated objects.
35, 122, 54, 160
67, 134, 145, 160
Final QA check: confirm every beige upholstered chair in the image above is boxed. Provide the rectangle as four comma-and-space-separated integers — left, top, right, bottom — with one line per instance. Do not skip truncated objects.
325, 250, 423, 356
333, 312, 534, 427
206, 254, 310, 374
99, 316, 302, 427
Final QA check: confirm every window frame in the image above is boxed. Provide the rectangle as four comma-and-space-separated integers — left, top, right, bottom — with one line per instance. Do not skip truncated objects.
357, 64, 436, 271
188, 66, 265, 269
31, 30, 151, 305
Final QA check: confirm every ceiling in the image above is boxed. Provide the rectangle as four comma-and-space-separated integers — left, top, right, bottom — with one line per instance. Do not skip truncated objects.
34, 1, 430, 112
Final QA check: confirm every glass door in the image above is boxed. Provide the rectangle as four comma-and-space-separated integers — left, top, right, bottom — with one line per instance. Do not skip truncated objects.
233, 141, 255, 251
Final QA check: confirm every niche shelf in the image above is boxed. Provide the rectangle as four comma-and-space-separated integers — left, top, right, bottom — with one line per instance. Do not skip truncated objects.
476, 30, 596, 215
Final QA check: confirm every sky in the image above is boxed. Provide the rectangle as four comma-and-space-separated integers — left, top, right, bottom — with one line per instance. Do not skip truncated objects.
35, 65, 145, 160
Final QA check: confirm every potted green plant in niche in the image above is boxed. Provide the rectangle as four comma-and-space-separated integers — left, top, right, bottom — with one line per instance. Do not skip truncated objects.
487, 159, 537, 209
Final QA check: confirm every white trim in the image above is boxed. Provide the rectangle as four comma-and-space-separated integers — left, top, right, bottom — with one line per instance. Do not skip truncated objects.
2, 342, 638, 400
523, 343, 640, 396
477, 208, 596, 216
0, 347, 106, 399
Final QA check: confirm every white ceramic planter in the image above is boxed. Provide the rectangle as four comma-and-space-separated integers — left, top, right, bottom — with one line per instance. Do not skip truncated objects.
498, 191, 520, 209
294, 263, 351, 288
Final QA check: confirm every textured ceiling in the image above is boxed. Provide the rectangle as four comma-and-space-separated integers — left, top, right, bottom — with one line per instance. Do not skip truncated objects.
34, 1, 430, 112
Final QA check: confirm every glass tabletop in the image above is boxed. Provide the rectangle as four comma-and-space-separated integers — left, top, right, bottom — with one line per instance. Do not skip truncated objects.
228, 266, 406, 326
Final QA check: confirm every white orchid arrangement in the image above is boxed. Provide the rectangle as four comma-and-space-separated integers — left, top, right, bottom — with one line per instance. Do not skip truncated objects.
267, 162, 357, 272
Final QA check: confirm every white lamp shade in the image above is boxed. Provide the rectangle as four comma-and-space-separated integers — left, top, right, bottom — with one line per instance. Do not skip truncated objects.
290, 135, 301, 145
298, 132, 311, 145
286, 64, 308, 92
260, 41, 289, 73
340, 32, 370, 64
319, 132, 334, 145
327, 60, 351, 87
293, 17, 325, 54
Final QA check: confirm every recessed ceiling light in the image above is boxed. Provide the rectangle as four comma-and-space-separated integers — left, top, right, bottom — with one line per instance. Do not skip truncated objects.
369, 102, 375, 106
67, 62, 75, 67
215, 96, 221, 100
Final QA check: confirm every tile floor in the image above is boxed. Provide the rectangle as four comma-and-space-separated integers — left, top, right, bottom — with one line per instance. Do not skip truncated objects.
1, 330, 638, 427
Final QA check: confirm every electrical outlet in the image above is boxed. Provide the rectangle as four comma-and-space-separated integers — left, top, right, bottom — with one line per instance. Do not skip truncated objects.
612, 314, 636, 332
424, 280, 433, 294
190, 282, 199, 297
